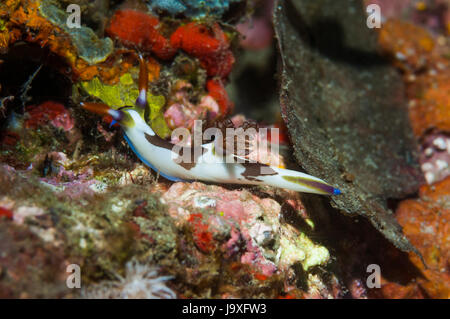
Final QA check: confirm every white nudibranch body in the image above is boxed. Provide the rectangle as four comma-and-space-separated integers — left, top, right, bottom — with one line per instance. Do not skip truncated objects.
122, 110, 341, 196
81, 54, 341, 196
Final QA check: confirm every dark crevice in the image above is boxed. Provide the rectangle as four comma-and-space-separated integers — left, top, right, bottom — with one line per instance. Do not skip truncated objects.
0, 42, 72, 128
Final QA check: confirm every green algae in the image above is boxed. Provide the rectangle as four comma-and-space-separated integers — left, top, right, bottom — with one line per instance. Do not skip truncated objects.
80, 73, 172, 138
0, 18, 7, 32
81, 75, 138, 107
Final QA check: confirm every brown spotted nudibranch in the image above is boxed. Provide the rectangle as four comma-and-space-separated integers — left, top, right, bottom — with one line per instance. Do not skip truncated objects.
81, 55, 341, 196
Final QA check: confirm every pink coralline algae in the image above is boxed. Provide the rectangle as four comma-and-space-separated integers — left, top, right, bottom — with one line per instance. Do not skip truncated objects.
164, 81, 207, 129
236, 0, 274, 50
349, 279, 368, 299
420, 133, 450, 184
35, 152, 107, 200
162, 182, 279, 276
237, 18, 273, 50
164, 80, 231, 131
162, 182, 330, 278
164, 81, 209, 131
25, 101, 74, 132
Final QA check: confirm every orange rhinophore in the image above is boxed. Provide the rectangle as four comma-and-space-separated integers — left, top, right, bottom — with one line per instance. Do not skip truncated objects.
81, 102, 112, 116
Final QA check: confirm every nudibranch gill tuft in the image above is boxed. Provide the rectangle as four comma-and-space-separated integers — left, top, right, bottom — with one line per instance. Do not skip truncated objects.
81, 55, 342, 196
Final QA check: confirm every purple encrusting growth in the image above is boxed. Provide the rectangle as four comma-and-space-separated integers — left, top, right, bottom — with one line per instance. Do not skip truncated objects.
420, 133, 450, 184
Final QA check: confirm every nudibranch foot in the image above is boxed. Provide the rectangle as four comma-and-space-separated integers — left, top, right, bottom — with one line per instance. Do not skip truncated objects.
123, 134, 186, 182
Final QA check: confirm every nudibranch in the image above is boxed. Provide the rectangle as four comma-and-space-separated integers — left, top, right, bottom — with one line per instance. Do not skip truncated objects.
81, 55, 341, 196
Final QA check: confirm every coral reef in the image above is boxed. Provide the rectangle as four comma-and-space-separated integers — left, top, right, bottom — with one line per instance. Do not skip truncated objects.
25, 101, 74, 132
0, 0, 448, 300
0, 161, 342, 298
2, 0, 109, 81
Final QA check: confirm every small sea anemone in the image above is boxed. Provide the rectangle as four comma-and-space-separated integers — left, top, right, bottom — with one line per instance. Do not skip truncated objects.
83, 261, 176, 299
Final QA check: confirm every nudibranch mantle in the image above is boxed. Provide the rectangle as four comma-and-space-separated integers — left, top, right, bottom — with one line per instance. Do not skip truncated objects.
82, 55, 341, 196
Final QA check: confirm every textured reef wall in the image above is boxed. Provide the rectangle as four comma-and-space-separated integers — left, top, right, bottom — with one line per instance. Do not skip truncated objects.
0, 0, 448, 298
274, 0, 424, 255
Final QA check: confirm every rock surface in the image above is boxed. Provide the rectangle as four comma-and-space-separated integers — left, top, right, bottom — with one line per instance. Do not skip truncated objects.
273, 0, 424, 254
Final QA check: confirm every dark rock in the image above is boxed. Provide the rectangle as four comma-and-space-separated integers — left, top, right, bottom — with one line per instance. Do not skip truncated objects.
273, 0, 424, 255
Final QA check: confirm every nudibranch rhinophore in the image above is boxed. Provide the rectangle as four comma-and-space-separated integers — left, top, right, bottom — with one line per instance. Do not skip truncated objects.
81, 55, 341, 196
